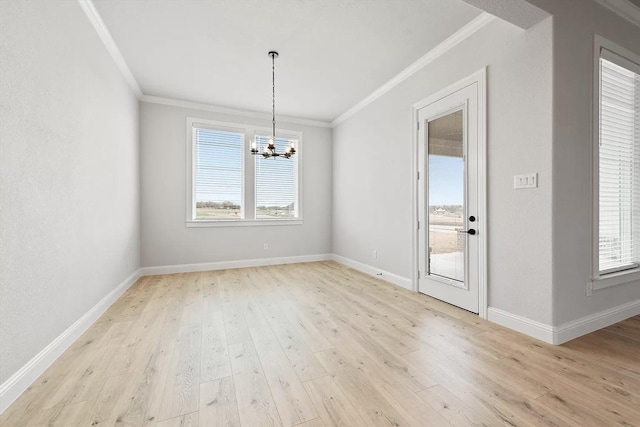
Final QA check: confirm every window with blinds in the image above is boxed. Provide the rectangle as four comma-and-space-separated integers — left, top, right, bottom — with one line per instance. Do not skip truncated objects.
598, 51, 640, 274
193, 127, 244, 220
255, 135, 299, 219
187, 118, 301, 225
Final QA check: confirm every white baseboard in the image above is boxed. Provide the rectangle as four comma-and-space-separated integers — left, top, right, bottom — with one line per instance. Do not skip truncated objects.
0, 269, 141, 415
330, 254, 413, 290
554, 298, 640, 344
139, 254, 332, 276
489, 299, 640, 345
487, 307, 555, 344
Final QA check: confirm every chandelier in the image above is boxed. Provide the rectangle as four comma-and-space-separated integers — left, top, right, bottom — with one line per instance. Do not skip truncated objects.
250, 51, 296, 159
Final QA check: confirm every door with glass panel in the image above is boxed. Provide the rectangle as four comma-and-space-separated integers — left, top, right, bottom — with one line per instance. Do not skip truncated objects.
417, 83, 479, 313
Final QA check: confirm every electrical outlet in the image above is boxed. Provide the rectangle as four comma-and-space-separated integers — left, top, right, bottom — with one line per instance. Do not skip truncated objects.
263, 243, 269, 251
372, 250, 377, 259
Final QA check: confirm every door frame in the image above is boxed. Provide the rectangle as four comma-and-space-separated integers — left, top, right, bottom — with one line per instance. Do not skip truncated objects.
411, 68, 487, 319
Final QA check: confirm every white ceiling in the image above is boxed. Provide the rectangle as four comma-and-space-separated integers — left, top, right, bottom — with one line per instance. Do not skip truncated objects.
93, 0, 482, 122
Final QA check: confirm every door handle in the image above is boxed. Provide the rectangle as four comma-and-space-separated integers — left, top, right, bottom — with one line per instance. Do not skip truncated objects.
457, 229, 476, 235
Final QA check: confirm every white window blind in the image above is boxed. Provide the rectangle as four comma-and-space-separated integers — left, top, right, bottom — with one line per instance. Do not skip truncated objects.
193, 127, 244, 220
255, 135, 298, 219
599, 52, 640, 274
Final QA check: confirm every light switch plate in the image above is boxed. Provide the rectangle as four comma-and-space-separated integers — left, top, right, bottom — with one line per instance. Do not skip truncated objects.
514, 173, 538, 189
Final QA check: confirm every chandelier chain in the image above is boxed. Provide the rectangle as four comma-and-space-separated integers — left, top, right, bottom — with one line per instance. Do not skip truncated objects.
272, 52, 276, 141
250, 50, 294, 159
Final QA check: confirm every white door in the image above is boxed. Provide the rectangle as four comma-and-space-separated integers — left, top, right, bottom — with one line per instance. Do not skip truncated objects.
417, 82, 480, 313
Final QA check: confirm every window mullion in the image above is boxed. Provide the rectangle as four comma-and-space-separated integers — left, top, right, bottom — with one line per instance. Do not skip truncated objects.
244, 130, 256, 220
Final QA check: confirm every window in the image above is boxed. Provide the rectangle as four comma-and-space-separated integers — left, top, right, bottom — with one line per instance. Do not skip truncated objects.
255, 135, 299, 219
596, 42, 640, 278
193, 127, 244, 220
186, 118, 301, 226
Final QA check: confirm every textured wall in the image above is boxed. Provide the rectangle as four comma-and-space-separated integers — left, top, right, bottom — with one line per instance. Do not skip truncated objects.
0, 0, 140, 383
332, 18, 554, 324
139, 102, 332, 267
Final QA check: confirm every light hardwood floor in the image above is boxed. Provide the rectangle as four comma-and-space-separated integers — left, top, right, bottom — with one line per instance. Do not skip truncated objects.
2, 261, 639, 426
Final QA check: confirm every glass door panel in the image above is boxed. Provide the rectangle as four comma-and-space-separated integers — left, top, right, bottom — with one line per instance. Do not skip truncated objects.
427, 110, 464, 283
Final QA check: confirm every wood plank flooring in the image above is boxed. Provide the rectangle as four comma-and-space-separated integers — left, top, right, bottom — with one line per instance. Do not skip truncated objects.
1, 261, 639, 426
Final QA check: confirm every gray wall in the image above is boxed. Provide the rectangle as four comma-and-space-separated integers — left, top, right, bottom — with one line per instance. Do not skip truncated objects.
139, 102, 332, 267
0, 0, 140, 384
332, 18, 554, 324
543, 0, 640, 325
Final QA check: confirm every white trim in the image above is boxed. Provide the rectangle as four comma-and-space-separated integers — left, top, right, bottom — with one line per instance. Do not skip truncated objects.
331, 13, 495, 127
77, 1, 500, 128
0, 269, 141, 415
330, 254, 412, 290
144, 95, 331, 128
77, 0, 143, 98
591, 267, 640, 291
411, 105, 419, 294
477, 69, 488, 320
411, 68, 488, 319
411, 69, 486, 110
593, 0, 640, 28
591, 35, 601, 292
139, 254, 331, 276
186, 219, 303, 228
487, 307, 555, 344
489, 299, 640, 345
78, 0, 495, 128
555, 299, 640, 344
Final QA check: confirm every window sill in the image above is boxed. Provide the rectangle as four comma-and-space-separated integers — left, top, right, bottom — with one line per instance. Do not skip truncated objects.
186, 219, 303, 228
591, 267, 640, 291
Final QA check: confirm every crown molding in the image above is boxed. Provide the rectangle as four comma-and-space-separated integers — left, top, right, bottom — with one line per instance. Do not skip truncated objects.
140, 95, 332, 128
460, 0, 549, 29
331, 12, 495, 127
78, 0, 500, 128
77, 0, 143, 98
77, 0, 329, 126
594, 0, 640, 27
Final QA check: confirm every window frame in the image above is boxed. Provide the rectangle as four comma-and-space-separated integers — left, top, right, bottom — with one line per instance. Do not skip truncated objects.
186, 117, 303, 227
591, 35, 640, 291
